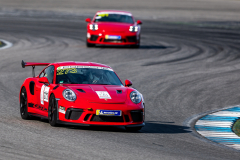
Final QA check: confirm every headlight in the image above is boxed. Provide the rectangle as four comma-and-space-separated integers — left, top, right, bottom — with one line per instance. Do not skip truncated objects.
87, 33, 91, 38
62, 89, 76, 101
130, 91, 142, 103
89, 24, 98, 31
129, 26, 138, 32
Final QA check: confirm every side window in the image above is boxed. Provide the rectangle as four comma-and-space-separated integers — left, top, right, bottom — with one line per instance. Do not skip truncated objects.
39, 71, 45, 78
45, 65, 55, 84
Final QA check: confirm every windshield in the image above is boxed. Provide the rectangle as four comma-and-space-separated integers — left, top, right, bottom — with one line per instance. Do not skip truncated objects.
56, 66, 123, 85
94, 13, 134, 23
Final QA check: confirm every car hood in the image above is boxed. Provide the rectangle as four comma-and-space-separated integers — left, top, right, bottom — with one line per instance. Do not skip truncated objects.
96, 22, 132, 33
66, 85, 127, 104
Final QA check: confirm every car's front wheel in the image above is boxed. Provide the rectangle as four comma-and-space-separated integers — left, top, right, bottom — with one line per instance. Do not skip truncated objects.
48, 94, 58, 126
86, 39, 95, 47
125, 126, 142, 132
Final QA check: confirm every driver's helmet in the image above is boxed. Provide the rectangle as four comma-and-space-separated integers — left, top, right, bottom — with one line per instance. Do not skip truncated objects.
92, 69, 103, 78
81, 68, 88, 76
119, 15, 125, 22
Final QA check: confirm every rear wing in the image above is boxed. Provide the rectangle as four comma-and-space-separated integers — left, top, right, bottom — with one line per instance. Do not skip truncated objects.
21, 60, 50, 77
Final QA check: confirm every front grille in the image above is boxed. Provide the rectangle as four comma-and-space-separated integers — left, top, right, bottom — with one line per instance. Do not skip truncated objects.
90, 35, 99, 41
124, 115, 130, 122
130, 110, 143, 122
84, 114, 91, 121
91, 115, 124, 122
103, 39, 125, 43
65, 108, 83, 120
127, 36, 137, 42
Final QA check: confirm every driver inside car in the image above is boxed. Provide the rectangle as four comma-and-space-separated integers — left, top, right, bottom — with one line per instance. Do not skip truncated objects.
91, 69, 104, 84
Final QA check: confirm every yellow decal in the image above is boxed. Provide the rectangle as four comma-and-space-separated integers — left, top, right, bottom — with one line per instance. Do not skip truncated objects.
57, 68, 77, 75
96, 110, 100, 115
57, 69, 64, 75
105, 35, 108, 39
97, 13, 109, 17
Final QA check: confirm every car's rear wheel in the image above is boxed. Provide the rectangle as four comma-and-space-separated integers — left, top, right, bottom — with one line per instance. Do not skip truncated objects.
20, 87, 30, 119
86, 39, 95, 47
125, 126, 142, 132
48, 94, 58, 127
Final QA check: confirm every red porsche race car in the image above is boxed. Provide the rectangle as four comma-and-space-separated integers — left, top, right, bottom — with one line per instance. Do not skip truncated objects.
19, 60, 145, 131
85, 10, 142, 48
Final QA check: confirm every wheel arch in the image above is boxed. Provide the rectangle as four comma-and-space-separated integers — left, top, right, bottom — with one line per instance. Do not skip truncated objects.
19, 85, 26, 102
19, 78, 36, 103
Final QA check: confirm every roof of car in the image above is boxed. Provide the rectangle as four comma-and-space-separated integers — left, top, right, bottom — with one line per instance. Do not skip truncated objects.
55, 61, 112, 69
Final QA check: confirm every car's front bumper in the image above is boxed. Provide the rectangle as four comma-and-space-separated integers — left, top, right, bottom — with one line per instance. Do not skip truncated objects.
56, 98, 145, 127
86, 31, 140, 45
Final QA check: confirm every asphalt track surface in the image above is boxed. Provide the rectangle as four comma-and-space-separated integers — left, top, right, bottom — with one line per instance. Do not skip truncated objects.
1, 1, 240, 160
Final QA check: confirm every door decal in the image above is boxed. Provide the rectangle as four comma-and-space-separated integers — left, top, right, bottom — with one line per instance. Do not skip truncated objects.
40, 85, 50, 105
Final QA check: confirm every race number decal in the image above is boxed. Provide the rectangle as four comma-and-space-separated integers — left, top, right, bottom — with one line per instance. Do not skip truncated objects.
96, 91, 111, 99
40, 85, 50, 105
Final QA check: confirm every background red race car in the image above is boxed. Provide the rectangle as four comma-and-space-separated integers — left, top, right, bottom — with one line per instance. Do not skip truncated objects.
85, 10, 142, 48
20, 60, 145, 131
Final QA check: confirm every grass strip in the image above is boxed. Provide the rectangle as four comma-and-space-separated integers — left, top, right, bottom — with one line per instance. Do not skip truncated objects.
232, 119, 240, 136
0, 41, 6, 48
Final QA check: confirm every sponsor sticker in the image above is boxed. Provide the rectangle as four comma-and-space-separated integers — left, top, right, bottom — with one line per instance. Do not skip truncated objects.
57, 66, 113, 71
96, 110, 121, 116
96, 91, 111, 99
59, 106, 66, 114
97, 13, 109, 17
105, 35, 121, 40
96, 12, 132, 16
57, 68, 77, 75
40, 85, 50, 105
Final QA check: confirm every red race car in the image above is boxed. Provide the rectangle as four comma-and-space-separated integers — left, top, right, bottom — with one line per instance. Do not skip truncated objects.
19, 61, 145, 131
85, 10, 142, 48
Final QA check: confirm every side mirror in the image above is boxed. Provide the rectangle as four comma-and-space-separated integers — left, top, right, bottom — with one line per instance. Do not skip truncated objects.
137, 20, 142, 25
39, 77, 49, 84
85, 18, 91, 23
125, 79, 132, 87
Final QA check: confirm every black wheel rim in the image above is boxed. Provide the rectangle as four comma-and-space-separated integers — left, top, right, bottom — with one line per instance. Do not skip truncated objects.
20, 89, 27, 116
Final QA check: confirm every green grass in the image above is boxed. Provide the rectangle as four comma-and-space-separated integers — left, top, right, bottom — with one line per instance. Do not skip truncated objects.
232, 119, 240, 136
0, 41, 6, 48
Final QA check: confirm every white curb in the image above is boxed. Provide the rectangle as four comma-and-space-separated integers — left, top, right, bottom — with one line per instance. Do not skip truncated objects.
0, 39, 13, 50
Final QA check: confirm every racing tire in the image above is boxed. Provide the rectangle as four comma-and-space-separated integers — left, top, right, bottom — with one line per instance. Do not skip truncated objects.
86, 40, 95, 47
125, 126, 142, 132
20, 87, 30, 119
48, 94, 58, 127
131, 37, 140, 48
